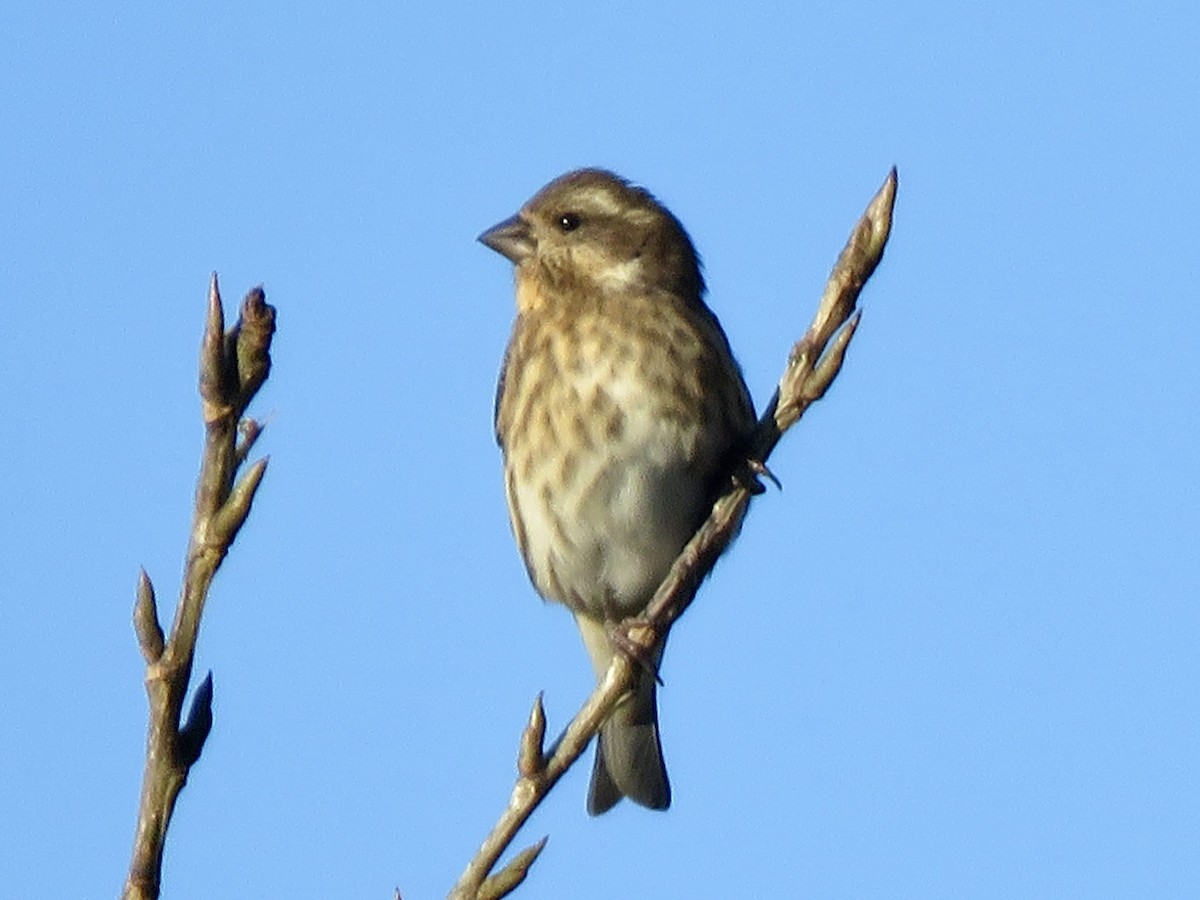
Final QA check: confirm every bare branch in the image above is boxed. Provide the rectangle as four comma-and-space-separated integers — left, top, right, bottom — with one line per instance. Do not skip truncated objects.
122, 275, 276, 900
448, 167, 897, 899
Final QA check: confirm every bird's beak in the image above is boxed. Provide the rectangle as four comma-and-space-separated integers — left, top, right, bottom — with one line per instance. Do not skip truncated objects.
478, 213, 535, 264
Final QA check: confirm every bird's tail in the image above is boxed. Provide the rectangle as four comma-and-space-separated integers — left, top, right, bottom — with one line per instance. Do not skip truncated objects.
587, 668, 671, 815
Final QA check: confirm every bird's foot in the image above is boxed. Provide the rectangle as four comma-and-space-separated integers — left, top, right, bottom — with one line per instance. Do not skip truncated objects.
608, 618, 664, 686
735, 457, 781, 494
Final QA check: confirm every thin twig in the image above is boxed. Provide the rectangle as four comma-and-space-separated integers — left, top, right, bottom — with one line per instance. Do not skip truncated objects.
121, 275, 276, 900
448, 168, 897, 899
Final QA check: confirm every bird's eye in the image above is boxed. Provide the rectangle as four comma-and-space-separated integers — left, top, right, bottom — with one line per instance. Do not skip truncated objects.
558, 213, 582, 232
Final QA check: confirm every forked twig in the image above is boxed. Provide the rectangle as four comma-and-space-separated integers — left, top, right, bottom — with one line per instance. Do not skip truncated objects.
121, 275, 276, 900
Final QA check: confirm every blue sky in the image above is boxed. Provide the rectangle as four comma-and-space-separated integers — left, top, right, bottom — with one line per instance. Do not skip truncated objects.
2, 2, 1197, 898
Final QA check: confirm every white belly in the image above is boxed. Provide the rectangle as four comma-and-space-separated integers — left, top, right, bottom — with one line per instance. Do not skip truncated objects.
506, 368, 713, 619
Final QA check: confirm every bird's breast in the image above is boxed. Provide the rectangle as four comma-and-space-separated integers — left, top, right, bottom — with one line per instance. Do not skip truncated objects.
499, 302, 728, 618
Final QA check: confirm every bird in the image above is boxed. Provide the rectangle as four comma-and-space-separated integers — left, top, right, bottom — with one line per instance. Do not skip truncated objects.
479, 168, 756, 814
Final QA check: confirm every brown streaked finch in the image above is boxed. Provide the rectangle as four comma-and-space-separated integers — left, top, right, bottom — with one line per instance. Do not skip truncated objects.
480, 168, 756, 814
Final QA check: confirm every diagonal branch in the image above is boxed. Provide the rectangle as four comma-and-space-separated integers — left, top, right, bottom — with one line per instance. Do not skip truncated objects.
448, 168, 898, 900
122, 275, 276, 900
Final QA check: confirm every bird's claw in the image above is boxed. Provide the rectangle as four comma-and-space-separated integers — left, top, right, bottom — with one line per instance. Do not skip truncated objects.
734, 458, 781, 494
608, 618, 664, 686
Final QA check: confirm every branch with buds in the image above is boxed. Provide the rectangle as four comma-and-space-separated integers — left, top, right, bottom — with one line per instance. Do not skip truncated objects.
122, 276, 276, 900
449, 168, 898, 900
